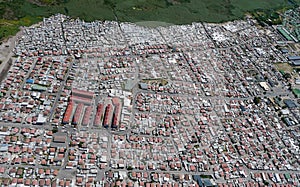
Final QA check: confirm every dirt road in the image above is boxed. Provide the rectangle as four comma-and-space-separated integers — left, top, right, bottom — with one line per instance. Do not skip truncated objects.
0, 29, 23, 82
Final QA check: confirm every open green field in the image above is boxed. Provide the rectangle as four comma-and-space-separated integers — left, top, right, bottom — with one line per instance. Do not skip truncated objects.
0, 0, 300, 41
292, 88, 300, 98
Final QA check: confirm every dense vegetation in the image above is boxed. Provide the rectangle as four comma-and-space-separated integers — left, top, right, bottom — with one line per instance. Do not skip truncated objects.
0, 0, 299, 41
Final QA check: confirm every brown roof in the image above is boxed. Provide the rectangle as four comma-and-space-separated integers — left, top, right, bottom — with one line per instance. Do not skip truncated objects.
53, 133, 67, 143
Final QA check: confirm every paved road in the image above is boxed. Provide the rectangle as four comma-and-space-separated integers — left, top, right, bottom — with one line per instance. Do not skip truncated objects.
48, 59, 74, 124
0, 122, 52, 129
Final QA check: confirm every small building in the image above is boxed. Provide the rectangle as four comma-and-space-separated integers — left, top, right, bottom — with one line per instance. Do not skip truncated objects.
26, 79, 34, 84
259, 82, 270, 91
53, 133, 67, 143
139, 83, 148, 90
281, 109, 290, 115
288, 56, 300, 61
281, 48, 289, 54
284, 117, 293, 126
36, 114, 47, 125
193, 175, 217, 187
31, 84, 47, 92
288, 56, 300, 66
0, 144, 8, 152
283, 99, 297, 108
290, 60, 300, 66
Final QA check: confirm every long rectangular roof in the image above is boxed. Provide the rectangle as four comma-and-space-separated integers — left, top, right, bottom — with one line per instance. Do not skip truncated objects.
288, 56, 300, 61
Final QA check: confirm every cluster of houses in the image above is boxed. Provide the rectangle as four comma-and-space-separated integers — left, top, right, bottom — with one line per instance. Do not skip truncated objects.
0, 13, 299, 186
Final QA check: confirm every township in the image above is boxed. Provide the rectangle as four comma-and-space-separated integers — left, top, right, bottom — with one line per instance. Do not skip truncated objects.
0, 13, 299, 187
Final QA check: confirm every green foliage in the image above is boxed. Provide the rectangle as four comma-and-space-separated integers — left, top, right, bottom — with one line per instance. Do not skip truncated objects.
253, 97, 261, 105
104, 0, 116, 9
39, 0, 62, 5
292, 88, 300, 98
0, 22, 19, 40
264, 181, 269, 185
252, 8, 284, 26
52, 127, 58, 133
283, 72, 292, 79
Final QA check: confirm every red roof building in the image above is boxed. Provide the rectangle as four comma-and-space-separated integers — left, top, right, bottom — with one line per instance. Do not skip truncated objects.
72, 103, 84, 125
82, 106, 92, 126
112, 103, 120, 129
70, 88, 95, 105
72, 88, 94, 99
103, 104, 112, 128
62, 102, 73, 124
94, 103, 104, 127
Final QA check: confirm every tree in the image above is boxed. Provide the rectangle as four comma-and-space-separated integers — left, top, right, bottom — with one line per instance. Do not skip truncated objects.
64, 7, 69, 15
104, 0, 116, 9
253, 97, 261, 105
283, 73, 291, 80
52, 127, 58, 133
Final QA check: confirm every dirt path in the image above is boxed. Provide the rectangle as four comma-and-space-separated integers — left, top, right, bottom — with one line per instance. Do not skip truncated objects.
0, 28, 23, 82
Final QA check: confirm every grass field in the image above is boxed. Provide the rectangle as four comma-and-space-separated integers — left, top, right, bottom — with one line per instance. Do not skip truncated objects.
275, 63, 295, 74
292, 88, 300, 98
0, 0, 299, 41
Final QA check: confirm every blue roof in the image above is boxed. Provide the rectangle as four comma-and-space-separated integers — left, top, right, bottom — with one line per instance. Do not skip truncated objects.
291, 60, 300, 66
26, 79, 34, 84
193, 175, 203, 186
240, 105, 246, 111
288, 56, 300, 61
139, 83, 148, 90
284, 99, 297, 108
203, 179, 213, 186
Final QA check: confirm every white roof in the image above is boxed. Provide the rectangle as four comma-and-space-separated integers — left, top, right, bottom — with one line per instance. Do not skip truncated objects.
37, 114, 46, 124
